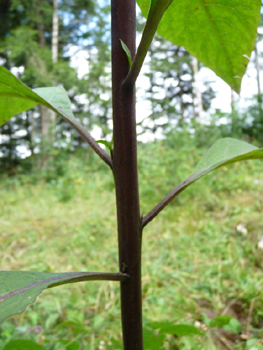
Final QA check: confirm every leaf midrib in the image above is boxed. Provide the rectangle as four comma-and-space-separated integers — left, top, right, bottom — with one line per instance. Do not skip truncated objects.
197, 0, 234, 85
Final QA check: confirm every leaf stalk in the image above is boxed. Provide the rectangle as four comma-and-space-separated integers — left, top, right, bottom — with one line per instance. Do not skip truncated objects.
123, 0, 173, 88
56, 108, 113, 169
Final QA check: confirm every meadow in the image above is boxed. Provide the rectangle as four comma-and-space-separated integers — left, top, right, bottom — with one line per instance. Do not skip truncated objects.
1, 135, 263, 350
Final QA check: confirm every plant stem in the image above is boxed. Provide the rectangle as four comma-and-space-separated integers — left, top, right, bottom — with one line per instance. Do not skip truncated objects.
142, 168, 208, 227
56, 108, 113, 169
111, 1, 143, 349
124, 0, 173, 88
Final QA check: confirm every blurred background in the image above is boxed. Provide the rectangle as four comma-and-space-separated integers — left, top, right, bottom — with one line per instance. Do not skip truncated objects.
1, 1, 263, 350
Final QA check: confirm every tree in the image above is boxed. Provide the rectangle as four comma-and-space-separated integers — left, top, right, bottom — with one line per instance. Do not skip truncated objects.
0, 1, 262, 350
0, 0, 109, 169
138, 34, 215, 137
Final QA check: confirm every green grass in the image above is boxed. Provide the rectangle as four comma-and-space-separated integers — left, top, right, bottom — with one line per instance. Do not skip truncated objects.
1, 139, 263, 350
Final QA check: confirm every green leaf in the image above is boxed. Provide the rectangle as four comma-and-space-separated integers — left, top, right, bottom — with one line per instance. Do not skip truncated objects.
34, 86, 74, 118
0, 271, 126, 325
130, 0, 173, 83
246, 338, 259, 348
0, 66, 74, 126
0, 66, 103, 154
209, 315, 233, 328
137, 0, 261, 93
223, 318, 241, 334
143, 137, 263, 227
202, 313, 211, 326
66, 342, 80, 350
191, 138, 259, 176
96, 140, 113, 151
120, 40, 132, 68
148, 0, 173, 18
143, 328, 165, 350
3, 340, 46, 350
58, 340, 80, 350
178, 138, 263, 195
108, 338, 124, 350
147, 321, 203, 336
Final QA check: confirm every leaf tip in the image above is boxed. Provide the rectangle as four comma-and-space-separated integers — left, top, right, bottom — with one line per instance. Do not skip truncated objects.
120, 39, 132, 68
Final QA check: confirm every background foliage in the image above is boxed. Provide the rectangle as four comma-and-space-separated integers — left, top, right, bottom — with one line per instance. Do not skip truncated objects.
1, 1, 263, 349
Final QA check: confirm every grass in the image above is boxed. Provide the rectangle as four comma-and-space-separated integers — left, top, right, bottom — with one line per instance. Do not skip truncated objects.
0, 137, 263, 350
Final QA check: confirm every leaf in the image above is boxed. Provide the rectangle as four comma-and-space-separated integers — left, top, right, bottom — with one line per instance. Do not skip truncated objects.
246, 338, 259, 348
137, 0, 261, 93
202, 313, 211, 326
0, 271, 127, 325
0, 66, 111, 165
96, 140, 113, 151
179, 137, 262, 193
0, 66, 74, 126
148, 0, 173, 19
223, 318, 242, 334
143, 328, 165, 350
129, 0, 173, 84
66, 342, 80, 350
34, 86, 75, 118
191, 138, 259, 176
147, 321, 203, 336
58, 340, 80, 350
3, 340, 46, 350
108, 338, 124, 350
0, 65, 94, 145
209, 315, 233, 328
120, 40, 133, 68
143, 138, 263, 227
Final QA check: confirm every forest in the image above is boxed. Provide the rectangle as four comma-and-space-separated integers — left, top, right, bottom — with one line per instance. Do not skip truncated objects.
1, 0, 263, 350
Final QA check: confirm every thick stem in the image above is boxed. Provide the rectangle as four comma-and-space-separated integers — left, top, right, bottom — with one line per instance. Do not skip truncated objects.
111, 1, 143, 350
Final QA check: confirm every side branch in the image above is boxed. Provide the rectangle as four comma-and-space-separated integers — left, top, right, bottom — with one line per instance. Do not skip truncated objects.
0, 272, 128, 304
142, 182, 186, 228
57, 108, 113, 169
142, 170, 201, 227
123, 0, 173, 88
123, 19, 156, 88
48, 272, 129, 288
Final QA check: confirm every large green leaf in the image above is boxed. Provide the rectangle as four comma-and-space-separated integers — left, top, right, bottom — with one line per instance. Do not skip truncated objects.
179, 137, 263, 191
143, 328, 165, 350
190, 138, 259, 176
147, 321, 203, 336
143, 138, 263, 226
0, 66, 112, 167
0, 66, 75, 126
174, 137, 263, 192
0, 66, 110, 164
137, 0, 261, 92
0, 271, 127, 325
3, 340, 46, 350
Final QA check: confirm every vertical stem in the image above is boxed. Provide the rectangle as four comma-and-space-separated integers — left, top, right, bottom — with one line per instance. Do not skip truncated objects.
192, 56, 204, 123
254, 40, 262, 111
52, 0, 59, 64
111, 1, 143, 350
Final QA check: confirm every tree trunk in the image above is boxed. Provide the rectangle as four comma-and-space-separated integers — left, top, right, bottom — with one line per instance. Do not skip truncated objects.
35, 0, 46, 47
254, 39, 262, 111
39, 105, 56, 168
178, 76, 185, 123
111, 1, 143, 349
30, 110, 36, 160
52, 0, 59, 64
192, 56, 204, 123
38, 0, 58, 168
